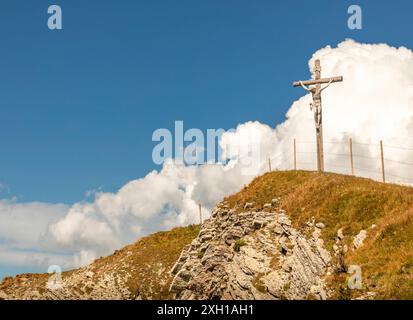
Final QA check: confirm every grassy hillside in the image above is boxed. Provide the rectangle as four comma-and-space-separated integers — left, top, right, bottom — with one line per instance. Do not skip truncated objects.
0, 225, 200, 300
116, 225, 200, 299
93, 224, 201, 299
1, 170, 412, 300
225, 170, 413, 299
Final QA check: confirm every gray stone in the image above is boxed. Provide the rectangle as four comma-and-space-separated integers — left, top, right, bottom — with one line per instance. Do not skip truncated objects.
244, 202, 254, 210
337, 228, 344, 240
315, 222, 325, 229
169, 202, 332, 300
353, 230, 367, 249
200, 234, 213, 243
271, 198, 280, 204
253, 219, 267, 229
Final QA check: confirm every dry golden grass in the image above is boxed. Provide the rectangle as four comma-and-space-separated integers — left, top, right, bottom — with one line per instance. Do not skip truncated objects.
225, 170, 413, 299
0, 225, 200, 300
2, 170, 412, 300
122, 225, 200, 299
86, 224, 201, 299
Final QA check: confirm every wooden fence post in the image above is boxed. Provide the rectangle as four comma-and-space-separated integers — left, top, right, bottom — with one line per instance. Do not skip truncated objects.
198, 203, 203, 224
293, 138, 297, 170
380, 140, 385, 183
349, 138, 354, 176
268, 158, 272, 172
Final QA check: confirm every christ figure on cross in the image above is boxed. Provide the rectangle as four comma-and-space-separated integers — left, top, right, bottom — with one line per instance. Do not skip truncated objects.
293, 59, 343, 172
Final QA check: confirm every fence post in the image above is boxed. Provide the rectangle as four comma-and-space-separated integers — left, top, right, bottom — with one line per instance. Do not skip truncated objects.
349, 138, 354, 176
293, 138, 297, 170
268, 158, 272, 172
198, 203, 203, 224
380, 140, 385, 183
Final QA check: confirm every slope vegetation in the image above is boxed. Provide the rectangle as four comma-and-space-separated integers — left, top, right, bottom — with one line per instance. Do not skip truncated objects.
225, 170, 413, 299
0, 225, 200, 300
1, 171, 412, 299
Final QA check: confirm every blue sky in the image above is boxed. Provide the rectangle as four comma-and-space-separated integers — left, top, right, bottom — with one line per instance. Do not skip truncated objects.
1, 0, 412, 204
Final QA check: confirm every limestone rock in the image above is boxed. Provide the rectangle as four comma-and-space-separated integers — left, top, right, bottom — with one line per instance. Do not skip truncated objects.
170, 208, 332, 300
271, 198, 280, 205
353, 230, 367, 249
244, 202, 254, 210
0, 290, 8, 300
337, 228, 344, 240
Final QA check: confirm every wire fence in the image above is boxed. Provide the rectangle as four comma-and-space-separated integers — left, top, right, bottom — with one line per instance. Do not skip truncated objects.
267, 137, 413, 186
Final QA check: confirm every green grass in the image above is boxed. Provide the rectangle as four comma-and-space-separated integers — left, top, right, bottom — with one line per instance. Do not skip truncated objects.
233, 239, 247, 252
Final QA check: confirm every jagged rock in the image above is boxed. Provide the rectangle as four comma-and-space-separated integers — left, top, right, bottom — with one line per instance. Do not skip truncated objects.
220, 210, 229, 216
0, 291, 8, 300
200, 233, 213, 243
263, 203, 272, 209
273, 226, 284, 235
310, 284, 321, 294
223, 227, 244, 244
170, 208, 332, 300
279, 240, 290, 255
201, 245, 233, 271
253, 219, 267, 229
282, 261, 292, 272
278, 215, 291, 226
244, 202, 254, 210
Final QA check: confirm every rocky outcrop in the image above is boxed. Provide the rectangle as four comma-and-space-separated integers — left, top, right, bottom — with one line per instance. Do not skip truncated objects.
0, 291, 8, 300
170, 202, 333, 300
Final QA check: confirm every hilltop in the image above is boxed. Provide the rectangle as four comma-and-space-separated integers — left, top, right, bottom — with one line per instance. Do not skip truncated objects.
223, 170, 413, 299
1, 171, 412, 299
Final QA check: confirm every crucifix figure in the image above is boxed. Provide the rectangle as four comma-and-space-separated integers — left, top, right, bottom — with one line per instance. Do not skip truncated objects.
293, 59, 343, 172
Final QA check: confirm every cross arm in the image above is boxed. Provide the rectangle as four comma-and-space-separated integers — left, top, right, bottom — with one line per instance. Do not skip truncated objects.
292, 76, 343, 87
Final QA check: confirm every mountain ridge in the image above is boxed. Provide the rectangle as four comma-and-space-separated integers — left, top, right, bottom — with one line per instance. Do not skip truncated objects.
1, 171, 412, 300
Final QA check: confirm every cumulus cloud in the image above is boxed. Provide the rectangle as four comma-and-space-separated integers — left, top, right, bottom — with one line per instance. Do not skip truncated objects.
3, 39, 413, 273
270, 40, 413, 181
0, 199, 68, 248
0, 199, 71, 271
48, 160, 253, 266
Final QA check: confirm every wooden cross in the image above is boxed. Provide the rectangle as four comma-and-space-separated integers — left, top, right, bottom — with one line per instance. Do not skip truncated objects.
293, 59, 343, 172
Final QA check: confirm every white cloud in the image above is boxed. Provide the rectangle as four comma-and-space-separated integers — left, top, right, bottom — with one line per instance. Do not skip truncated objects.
270, 40, 413, 181
3, 39, 413, 273
0, 199, 71, 271
47, 160, 253, 266
0, 199, 68, 248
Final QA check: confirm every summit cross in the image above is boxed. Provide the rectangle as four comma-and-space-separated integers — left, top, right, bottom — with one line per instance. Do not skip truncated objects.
293, 59, 343, 172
